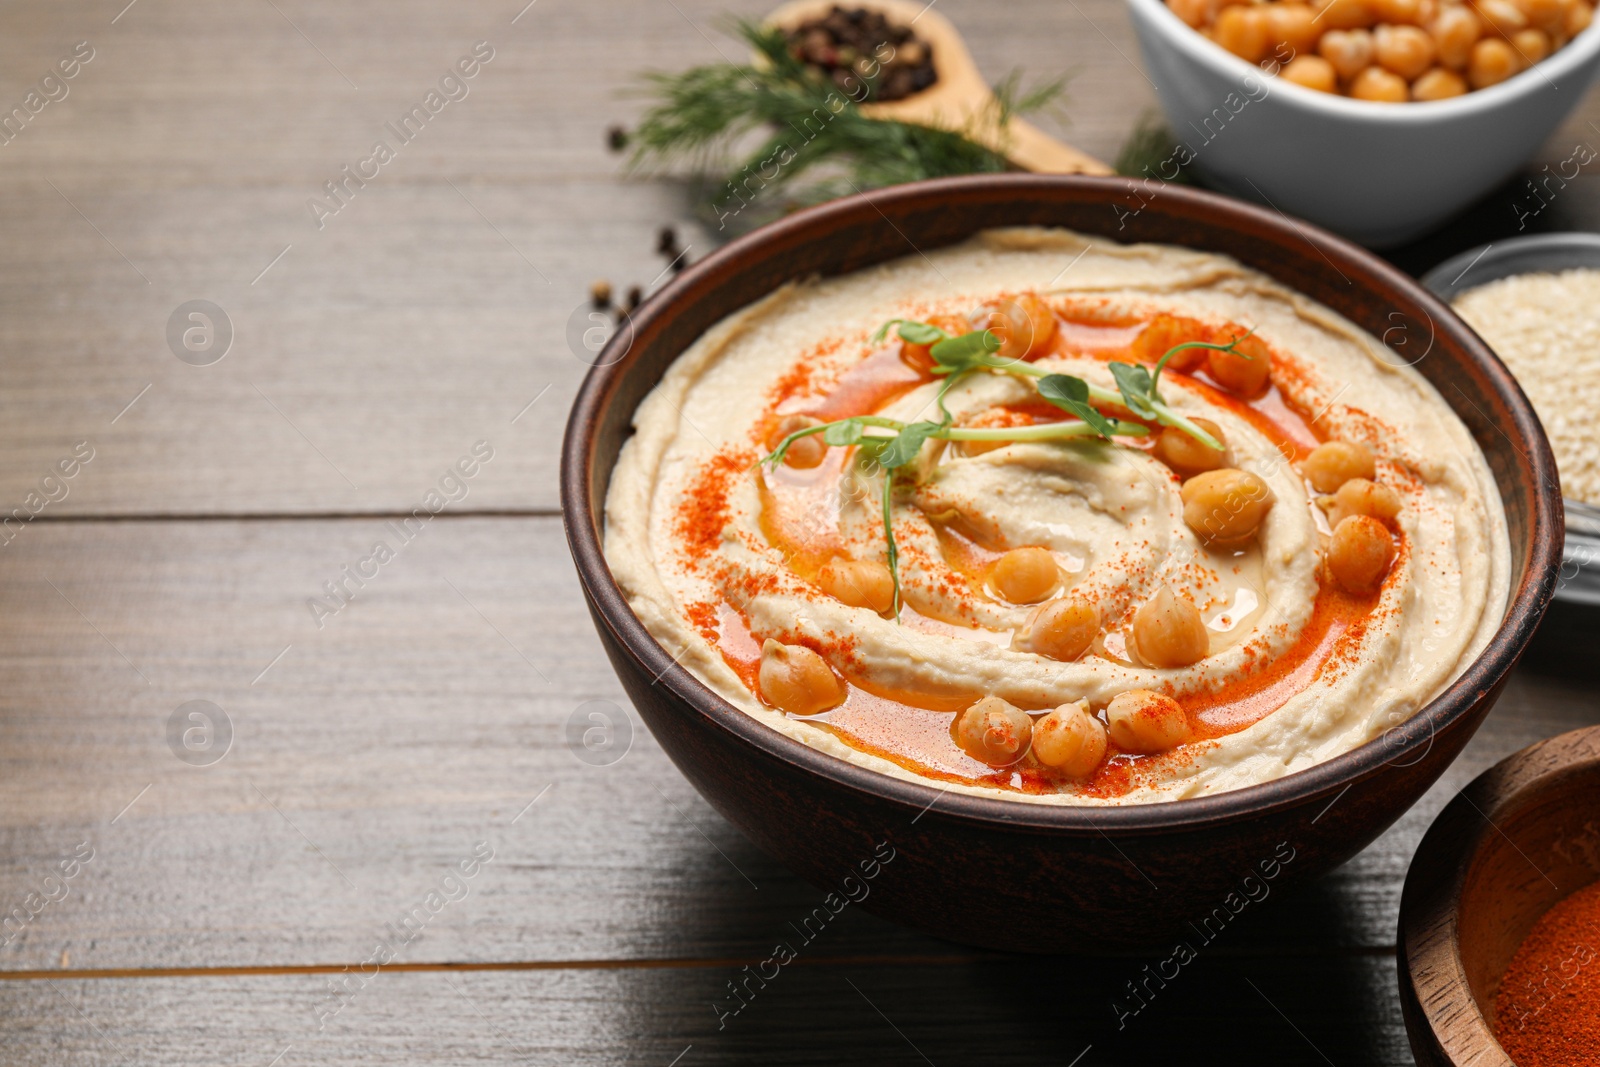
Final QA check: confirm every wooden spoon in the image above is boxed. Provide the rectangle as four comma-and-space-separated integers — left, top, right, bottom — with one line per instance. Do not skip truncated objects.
766, 0, 1112, 175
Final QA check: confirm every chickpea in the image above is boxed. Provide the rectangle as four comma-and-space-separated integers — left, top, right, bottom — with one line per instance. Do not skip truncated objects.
1328, 515, 1397, 594
1133, 314, 1211, 373
960, 437, 1008, 458
1216, 4, 1273, 59
898, 313, 969, 372
1153, 417, 1228, 476
1468, 37, 1518, 81
1281, 54, 1341, 91
1014, 597, 1100, 662
1269, 4, 1323, 51
1106, 690, 1191, 754
818, 558, 896, 614
1207, 334, 1272, 395
1330, 477, 1404, 524
1567, 0, 1592, 36
1301, 439, 1377, 492
1130, 585, 1210, 668
1017, 294, 1059, 356
1373, 0, 1428, 18
1180, 468, 1276, 546
931, 313, 974, 338
1477, 0, 1531, 34
1349, 65, 1411, 99
1171, 0, 1216, 26
986, 294, 1058, 363
1511, 25, 1553, 58
897, 343, 935, 374
1320, 28, 1377, 78
1317, 0, 1379, 28
767, 413, 827, 469
953, 696, 1033, 767
1412, 66, 1470, 96
758, 639, 845, 716
1516, 0, 1568, 30
1032, 702, 1108, 777
1376, 23, 1440, 76
992, 547, 1061, 604
1432, 4, 1485, 67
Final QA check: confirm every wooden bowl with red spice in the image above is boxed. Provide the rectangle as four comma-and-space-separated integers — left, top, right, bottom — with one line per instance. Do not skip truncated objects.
1400, 726, 1600, 1066
562, 174, 1562, 952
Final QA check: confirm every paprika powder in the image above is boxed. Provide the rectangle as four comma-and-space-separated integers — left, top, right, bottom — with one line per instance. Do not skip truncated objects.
1496, 880, 1600, 1065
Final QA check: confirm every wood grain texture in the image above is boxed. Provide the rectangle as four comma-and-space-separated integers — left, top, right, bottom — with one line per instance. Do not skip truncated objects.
1399, 726, 1600, 1067
0, 0, 1145, 517
0, 0, 1593, 515
0, 517, 1589, 976
2, 955, 1412, 1066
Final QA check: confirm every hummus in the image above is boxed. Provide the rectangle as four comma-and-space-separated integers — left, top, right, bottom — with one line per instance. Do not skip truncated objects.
604, 228, 1510, 804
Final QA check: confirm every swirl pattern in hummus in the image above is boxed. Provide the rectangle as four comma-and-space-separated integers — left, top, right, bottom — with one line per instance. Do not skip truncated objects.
604, 228, 1510, 805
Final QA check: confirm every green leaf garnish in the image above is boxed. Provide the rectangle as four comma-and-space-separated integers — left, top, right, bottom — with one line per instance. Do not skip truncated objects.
1099, 330, 1259, 452
758, 319, 1267, 618
760, 423, 826, 469
1108, 362, 1157, 419
1037, 374, 1121, 438
929, 328, 1003, 373
898, 321, 949, 346
878, 420, 943, 470
874, 318, 952, 346
823, 419, 867, 447
1148, 330, 1255, 398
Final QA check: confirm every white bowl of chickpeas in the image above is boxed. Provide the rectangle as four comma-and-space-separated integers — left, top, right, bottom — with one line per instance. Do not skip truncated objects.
1126, 0, 1600, 245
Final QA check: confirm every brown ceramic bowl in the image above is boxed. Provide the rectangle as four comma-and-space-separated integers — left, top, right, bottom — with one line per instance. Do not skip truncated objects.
561, 175, 1561, 952
1399, 727, 1600, 1066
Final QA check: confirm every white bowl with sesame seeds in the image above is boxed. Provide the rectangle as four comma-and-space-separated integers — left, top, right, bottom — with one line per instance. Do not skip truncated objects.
1424, 232, 1600, 605
1125, 0, 1600, 246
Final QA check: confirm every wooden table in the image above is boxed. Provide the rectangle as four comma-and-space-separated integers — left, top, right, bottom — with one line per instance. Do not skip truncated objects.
0, 1, 1596, 1062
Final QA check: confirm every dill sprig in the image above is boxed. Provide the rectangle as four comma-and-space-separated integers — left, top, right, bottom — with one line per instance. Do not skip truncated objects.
626, 21, 1069, 221
1114, 111, 1195, 183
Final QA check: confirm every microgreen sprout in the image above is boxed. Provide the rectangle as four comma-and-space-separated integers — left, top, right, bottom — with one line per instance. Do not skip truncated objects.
759, 319, 1256, 618
1107, 329, 1256, 451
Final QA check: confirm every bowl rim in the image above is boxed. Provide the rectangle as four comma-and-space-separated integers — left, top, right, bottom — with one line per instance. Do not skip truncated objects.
1398, 725, 1600, 1065
561, 173, 1562, 834
1126, 0, 1600, 122
1420, 230, 1600, 301
1419, 232, 1600, 608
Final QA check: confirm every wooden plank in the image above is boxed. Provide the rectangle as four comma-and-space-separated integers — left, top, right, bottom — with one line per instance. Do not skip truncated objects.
0, 515, 1588, 973
0, 0, 1147, 186
0, 0, 1594, 515
0, 177, 689, 518
0, 0, 1143, 518
0, 954, 1412, 1065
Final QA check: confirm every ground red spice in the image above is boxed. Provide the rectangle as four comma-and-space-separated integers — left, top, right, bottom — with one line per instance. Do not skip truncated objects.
1496, 880, 1600, 1066
684, 601, 719, 645
766, 349, 820, 408
671, 448, 750, 560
